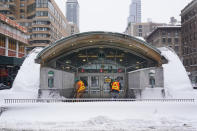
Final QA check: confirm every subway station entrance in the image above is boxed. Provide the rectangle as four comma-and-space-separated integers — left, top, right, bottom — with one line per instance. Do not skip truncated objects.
55, 46, 151, 98
36, 32, 163, 98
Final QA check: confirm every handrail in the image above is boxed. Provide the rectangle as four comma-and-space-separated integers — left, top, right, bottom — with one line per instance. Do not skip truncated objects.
4, 98, 195, 104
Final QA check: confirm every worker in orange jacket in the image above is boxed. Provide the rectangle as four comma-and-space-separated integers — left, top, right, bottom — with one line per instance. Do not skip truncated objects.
74, 80, 86, 98
110, 79, 121, 98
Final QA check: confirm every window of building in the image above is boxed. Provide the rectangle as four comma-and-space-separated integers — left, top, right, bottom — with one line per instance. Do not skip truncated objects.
175, 32, 179, 37
71, 26, 74, 34
33, 20, 50, 25
20, 9, 25, 13
20, 4, 24, 7
19, 43, 25, 53
190, 34, 193, 41
20, 14, 25, 18
36, 0, 48, 8
139, 29, 142, 32
27, 3, 36, 14
174, 38, 179, 43
36, 11, 48, 16
0, 35, 5, 47
139, 25, 142, 28
32, 27, 50, 31
168, 38, 172, 43
138, 33, 142, 37
190, 22, 192, 29
32, 40, 50, 44
175, 46, 179, 52
162, 38, 166, 43
185, 59, 188, 66
32, 34, 50, 38
8, 39, 16, 50
194, 32, 196, 40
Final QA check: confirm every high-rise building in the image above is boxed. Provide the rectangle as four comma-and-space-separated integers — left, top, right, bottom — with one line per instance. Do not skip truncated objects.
0, 0, 70, 48
128, 0, 141, 24
181, 0, 197, 87
66, 0, 79, 28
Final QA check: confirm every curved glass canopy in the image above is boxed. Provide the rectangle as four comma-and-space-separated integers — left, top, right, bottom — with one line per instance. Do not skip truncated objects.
54, 47, 156, 73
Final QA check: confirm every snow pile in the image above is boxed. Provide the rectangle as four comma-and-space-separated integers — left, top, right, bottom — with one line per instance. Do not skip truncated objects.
0, 48, 43, 103
40, 90, 65, 99
141, 88, 165, 99
159, 47, 195, 98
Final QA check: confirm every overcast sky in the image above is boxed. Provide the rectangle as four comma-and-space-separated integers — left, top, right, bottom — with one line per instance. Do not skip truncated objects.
55, 0, 193, 33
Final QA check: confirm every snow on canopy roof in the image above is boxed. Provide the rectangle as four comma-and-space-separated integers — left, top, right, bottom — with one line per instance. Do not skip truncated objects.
134, 36, 146, 42
156, 25, 181, 28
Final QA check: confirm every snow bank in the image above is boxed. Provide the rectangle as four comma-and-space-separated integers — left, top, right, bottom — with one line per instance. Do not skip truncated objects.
159, 47, 195, 98
12, 47, 42, 93
0, 48, 43, 104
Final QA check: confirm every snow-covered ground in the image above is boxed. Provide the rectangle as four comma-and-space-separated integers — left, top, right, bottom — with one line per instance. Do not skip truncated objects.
1, 102, 197, 131
0, 47, 197, 130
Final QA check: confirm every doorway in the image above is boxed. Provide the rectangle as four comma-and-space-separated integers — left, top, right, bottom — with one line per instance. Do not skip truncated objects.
78, 73, 125, 98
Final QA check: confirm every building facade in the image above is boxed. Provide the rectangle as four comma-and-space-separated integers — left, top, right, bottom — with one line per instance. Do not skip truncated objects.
125, 22, 166, 38
181, 0, 197, 87
66, 0, 79, 28
0, 0, 70, 48
0, 13, 28, 88
128, 0, 141, 24
146, 26, 182, 58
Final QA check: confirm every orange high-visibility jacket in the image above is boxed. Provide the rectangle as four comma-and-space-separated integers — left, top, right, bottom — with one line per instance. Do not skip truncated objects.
111, 81, 120, 91
77, 80, 86, 93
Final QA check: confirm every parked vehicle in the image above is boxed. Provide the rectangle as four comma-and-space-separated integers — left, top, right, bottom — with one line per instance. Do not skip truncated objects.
0, 83, 11, 90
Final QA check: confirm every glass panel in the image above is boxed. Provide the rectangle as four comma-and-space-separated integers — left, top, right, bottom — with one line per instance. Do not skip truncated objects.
91, 76, 99, 87
116, 76, 124, 90
103, 76, 112, 93
90, 76, 100, 94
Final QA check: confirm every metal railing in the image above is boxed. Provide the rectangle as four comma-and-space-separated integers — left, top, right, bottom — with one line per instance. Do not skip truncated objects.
4, 98, 195, 104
